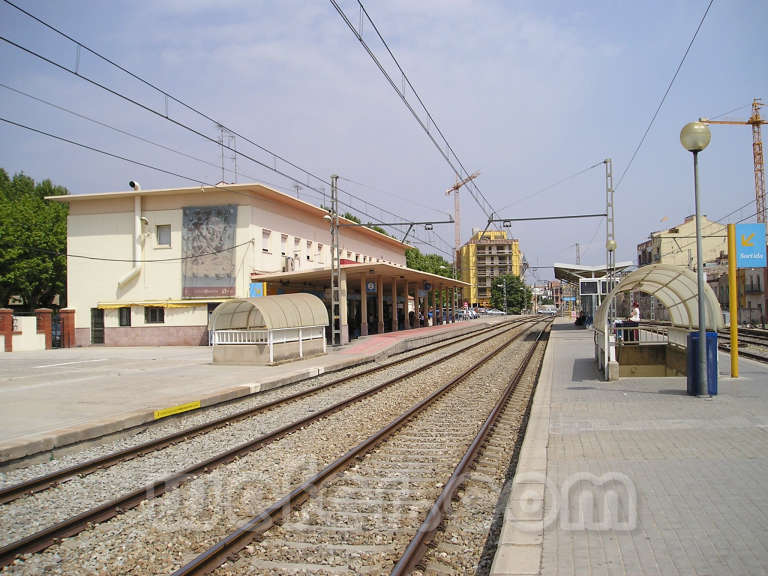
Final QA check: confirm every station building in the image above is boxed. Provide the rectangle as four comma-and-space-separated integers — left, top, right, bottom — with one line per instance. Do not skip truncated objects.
457, 229, 524, 307
636, 214, 726, 267
637, 214, 766, 325
50, 182, 466, 347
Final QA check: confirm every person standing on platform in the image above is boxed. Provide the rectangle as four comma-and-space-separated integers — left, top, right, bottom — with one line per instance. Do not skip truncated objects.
630, 301, 640, 341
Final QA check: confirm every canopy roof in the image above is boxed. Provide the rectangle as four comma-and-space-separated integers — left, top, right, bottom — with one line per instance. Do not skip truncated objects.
553, 261, 634, 285
209, 293, 329, 331
595, 263, 723, 330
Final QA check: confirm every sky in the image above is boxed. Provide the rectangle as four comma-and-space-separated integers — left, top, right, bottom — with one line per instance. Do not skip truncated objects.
1, 0, 766, 281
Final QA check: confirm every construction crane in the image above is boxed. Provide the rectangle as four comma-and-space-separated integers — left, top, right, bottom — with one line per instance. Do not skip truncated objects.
700, 98, 767, 223
445, 171, 480, 252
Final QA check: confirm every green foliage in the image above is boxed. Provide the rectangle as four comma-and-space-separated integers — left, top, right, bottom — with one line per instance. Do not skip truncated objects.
0, 169, 69, 309
339, 211, 390, 237
405, 247, 453, 277
490, 274, 532, 314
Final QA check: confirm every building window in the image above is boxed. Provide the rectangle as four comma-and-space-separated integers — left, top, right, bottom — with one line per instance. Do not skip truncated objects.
281, 234, 288, 255
144, 306, 165, 324
156, 225, 171, 247
262, 229, 271, 253
118, 307, 131, 326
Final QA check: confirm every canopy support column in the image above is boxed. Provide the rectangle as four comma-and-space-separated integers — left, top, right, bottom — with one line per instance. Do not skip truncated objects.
404, 283, 411, 330
360, 276, 368, 337
391, 277, 398, 333
377, 276, 384, 334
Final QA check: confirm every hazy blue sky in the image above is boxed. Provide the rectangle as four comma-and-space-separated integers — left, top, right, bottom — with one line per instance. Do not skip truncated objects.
1, 0, 766, 280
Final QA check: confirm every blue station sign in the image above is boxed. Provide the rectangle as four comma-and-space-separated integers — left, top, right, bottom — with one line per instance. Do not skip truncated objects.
736, 223, 767, 268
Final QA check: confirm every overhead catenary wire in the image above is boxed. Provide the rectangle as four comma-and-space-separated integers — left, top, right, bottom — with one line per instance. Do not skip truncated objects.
614, 0, 715, 191
0, 117, 213, 186
496, 161, 604, 213
0, 2, 450, 256
0, 82, 257, 182
354, 1, 497, 221
329, 0, 499, 222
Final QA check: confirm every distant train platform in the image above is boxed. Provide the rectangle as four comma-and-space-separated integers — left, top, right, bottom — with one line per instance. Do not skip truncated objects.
492, 318, 768, 575
0, 318, 499, 463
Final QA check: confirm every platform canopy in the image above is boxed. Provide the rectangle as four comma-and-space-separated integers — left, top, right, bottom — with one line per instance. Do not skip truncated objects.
209, 293, 329, 331
595, 263, 723, 330
553, 261, 634, 285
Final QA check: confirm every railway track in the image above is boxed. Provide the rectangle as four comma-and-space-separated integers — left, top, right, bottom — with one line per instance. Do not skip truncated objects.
170, 320, 550, 575
0, 318, 538, 571
0, 319, 522, 506
641, 321, 768, 364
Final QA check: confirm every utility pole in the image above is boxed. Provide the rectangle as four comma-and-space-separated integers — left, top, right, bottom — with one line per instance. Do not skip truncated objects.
330, 175, 341, 346
604, 158, 616, 379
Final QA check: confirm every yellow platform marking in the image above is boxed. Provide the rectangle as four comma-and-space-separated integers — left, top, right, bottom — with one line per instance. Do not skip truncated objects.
154, 400, 201, 420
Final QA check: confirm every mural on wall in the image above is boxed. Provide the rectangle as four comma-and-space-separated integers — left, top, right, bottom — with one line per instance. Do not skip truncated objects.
182, 205, 237, 297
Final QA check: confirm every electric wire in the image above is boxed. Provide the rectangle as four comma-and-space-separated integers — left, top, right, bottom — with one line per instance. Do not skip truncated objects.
329, 0, 498, 221
615, 0, 715, 191
0, 81, 259, 182
338, 176, 451, 218
653, 198, 755, 261
496, 161, 604, 213
0, 117, 213, 186
0, 1, 451, 256
353, 1, 497, 219
13, 241, 254, 263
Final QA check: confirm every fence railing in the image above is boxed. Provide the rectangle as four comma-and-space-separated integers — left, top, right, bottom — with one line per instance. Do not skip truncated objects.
211, 325, 326, 346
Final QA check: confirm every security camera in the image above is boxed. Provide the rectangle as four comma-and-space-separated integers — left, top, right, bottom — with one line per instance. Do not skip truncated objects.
129, 180, 141, 190
140, 216, 149, 225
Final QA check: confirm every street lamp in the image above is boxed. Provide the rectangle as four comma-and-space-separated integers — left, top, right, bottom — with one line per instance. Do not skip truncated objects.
680, 121, 711, 398
496, 282, 507, 315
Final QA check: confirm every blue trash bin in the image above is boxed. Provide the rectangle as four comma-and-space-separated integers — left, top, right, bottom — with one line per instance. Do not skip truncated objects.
686, 331, 718, 396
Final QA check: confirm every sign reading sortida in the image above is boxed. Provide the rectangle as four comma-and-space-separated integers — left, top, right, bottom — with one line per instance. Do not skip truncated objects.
154, 400, 201, 420
735, 223, 767, 268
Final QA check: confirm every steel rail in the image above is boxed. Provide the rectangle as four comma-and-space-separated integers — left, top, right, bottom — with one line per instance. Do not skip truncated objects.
0, 319, 532, 569
170, 320, 542, 576
0, 318, 521, 505
391, 321, 551, 575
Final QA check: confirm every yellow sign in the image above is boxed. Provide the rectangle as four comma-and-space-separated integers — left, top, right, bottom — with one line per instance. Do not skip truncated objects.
741, 233, 755, 247
154, 400, 201, 420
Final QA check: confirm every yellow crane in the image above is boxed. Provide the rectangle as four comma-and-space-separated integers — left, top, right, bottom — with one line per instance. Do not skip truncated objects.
700, 98, 767, 223
445, 171, 480, 252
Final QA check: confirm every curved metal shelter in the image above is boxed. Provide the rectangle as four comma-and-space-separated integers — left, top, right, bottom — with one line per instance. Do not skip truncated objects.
209, 293, 329, 364
595, 263, 722, 330
209, 293, 328, 332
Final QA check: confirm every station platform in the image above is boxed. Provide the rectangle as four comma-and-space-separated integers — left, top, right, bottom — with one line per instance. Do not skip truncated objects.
492, 318, 768, 575
0, 319, 494, 464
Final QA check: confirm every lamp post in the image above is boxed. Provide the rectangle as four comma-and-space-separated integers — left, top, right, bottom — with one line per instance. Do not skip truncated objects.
680, 121, 711, 398
497, 282, 507, 315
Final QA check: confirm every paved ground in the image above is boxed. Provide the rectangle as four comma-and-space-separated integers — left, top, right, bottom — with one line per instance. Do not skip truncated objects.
493, 319, 768, 576
0, 319, 490, 462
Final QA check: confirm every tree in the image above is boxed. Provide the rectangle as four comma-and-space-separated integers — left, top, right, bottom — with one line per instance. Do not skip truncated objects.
339, 211, 390, 237
405, 247, 453, 277
0, 169, 69, 309
490, 274, 532, 314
